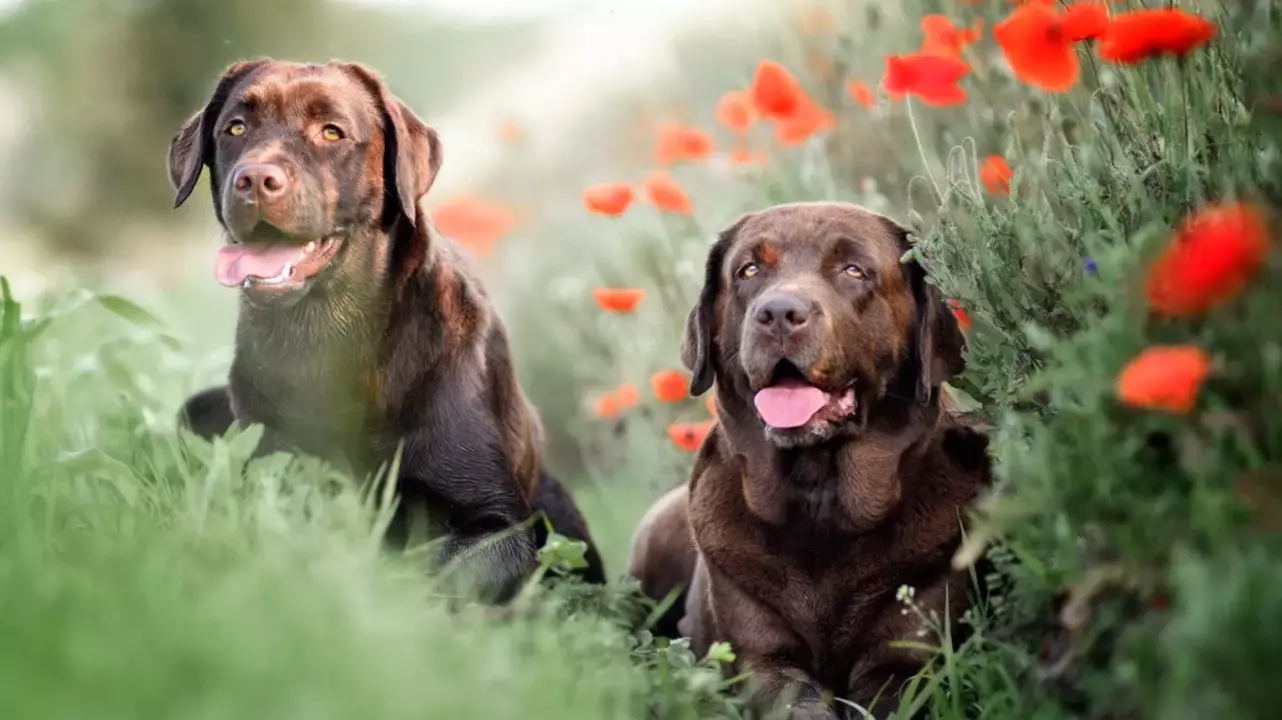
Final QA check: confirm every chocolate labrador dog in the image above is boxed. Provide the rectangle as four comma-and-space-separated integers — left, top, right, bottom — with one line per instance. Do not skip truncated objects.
627, 202, 991, 718
169, 58, 605, 601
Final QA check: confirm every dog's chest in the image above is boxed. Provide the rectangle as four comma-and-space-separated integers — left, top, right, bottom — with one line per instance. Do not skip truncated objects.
231, 320, 389, 471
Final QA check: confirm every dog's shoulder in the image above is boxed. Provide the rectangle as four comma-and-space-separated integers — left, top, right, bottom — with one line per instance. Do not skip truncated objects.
686, 422, 741, 516
903, 412, 993, 520
935, 411, 993, 485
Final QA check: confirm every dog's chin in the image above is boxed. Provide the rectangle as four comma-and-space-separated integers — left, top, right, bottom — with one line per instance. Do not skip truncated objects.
749, 361, 859, 449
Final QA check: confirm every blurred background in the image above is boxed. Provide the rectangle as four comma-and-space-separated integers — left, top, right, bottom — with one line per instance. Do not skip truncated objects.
0, 0, 912, 487
6, 2, 1281, 717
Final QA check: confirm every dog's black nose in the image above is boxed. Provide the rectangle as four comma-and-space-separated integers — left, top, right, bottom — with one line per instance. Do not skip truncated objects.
754, 293, 813, 334
231, 163, 289, 201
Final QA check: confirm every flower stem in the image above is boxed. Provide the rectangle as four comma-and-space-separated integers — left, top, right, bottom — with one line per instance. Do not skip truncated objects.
906, 97, 943, 205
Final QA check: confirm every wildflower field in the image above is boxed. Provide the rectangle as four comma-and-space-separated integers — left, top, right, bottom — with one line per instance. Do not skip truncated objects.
4, 0, 1282, 718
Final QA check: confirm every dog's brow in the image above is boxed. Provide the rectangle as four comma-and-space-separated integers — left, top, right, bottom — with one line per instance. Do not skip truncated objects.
301, 95, 355, 128
754, 241, 782, 266
238, 86, 273, 109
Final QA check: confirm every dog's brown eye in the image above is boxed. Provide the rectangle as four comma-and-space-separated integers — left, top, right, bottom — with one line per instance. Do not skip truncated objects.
226, 121, 246, 137
843, 264, 866, 279
321, 125, 345, 142
739, 263, 759, 279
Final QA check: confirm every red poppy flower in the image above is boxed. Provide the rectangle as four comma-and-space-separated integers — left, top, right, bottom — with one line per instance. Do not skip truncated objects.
1145, 202, 1271, 316
654, 123, 715, 167
882, 54, 970, 107
730, 144, 766, 166
592, 288, 646, 313
947, 299, 973, 331
668, 420, 715, 452
643, 172, 693, 215
498, 120, 524, 144
591, 394, 622, 419
430, 194, 515, 256
847, 80, 876, 108
582, 182, 635, 217
1097, 9, 1216, 64
1060, 2, 1110, 41
715, 90, 755, 133
651, 369, 690, 403
1116, 345, 1211, 414
773, 98, 835, 146
980, 155, 1014, 195
994, 3, 1081, 92
750, 60, 807, 120
920, 15, 983, 59
616, 383, 640, 410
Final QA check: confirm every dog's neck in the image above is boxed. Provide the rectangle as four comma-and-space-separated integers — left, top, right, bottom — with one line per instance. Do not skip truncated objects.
234, 223, 404, 347
721, 388, 942, 534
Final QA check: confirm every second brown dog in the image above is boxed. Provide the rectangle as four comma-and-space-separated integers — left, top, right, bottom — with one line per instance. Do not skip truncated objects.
628, 202, 991, 719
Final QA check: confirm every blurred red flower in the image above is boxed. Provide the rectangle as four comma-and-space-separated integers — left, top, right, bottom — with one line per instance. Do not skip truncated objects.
882, 54, 970, 107
654, 123, 715, 167
643, 172, 693, 215
715, 90, 755, 133
847, 80, 877, 108
1146, 202, 1271, 316
1061, 2, 1110, 41
498, 120, 524, 144
920, 15, 983, 59
651, 369, 690, 403
980, 155, 1014, 195
593, 288, 646, 313
730, 144, 766, 166
616, 383, 640, 410
772, 99, 835, 146
582, 182, 635, 217
947, 299, 973, 331
750, 60, 807, 120
994, 2, 1085, 92
1116, 345, 1211, 414
430, 194, 514, 256
668, 420, 715, 452
1097, 8, 1216, 64
591, 394, 622, 419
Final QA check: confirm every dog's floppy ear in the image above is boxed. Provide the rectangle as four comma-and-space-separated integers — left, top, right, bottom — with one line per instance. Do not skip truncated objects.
884, 217, 966, 405
338, 61, 443, 230
681, 213, 751, 397
168, 59, 268, 209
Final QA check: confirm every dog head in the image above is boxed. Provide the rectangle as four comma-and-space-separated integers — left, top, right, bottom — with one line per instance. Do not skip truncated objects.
682, 202, 965, 448
167, 59, 442, 307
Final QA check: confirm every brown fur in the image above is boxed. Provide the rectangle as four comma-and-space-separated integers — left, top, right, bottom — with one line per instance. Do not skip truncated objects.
170, 59, 604, 601
627, 202, 991, 718
625, 485, 698, 637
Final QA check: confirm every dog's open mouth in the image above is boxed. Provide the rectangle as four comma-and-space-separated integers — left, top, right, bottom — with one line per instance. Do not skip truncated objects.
753, 361, 857, 430
214, 228, 343, 291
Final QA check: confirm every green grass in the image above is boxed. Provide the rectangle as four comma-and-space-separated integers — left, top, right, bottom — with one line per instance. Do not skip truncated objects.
0, 278, 751, 720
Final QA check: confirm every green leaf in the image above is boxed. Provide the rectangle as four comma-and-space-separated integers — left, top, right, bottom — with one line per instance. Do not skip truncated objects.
94, 295, 184, 351
537, 532, 589, 574
704, 641, 736, 665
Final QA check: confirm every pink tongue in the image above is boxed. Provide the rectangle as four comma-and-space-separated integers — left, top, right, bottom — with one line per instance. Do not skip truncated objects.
753, 381, 831, 429
215, 243, 302, 287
